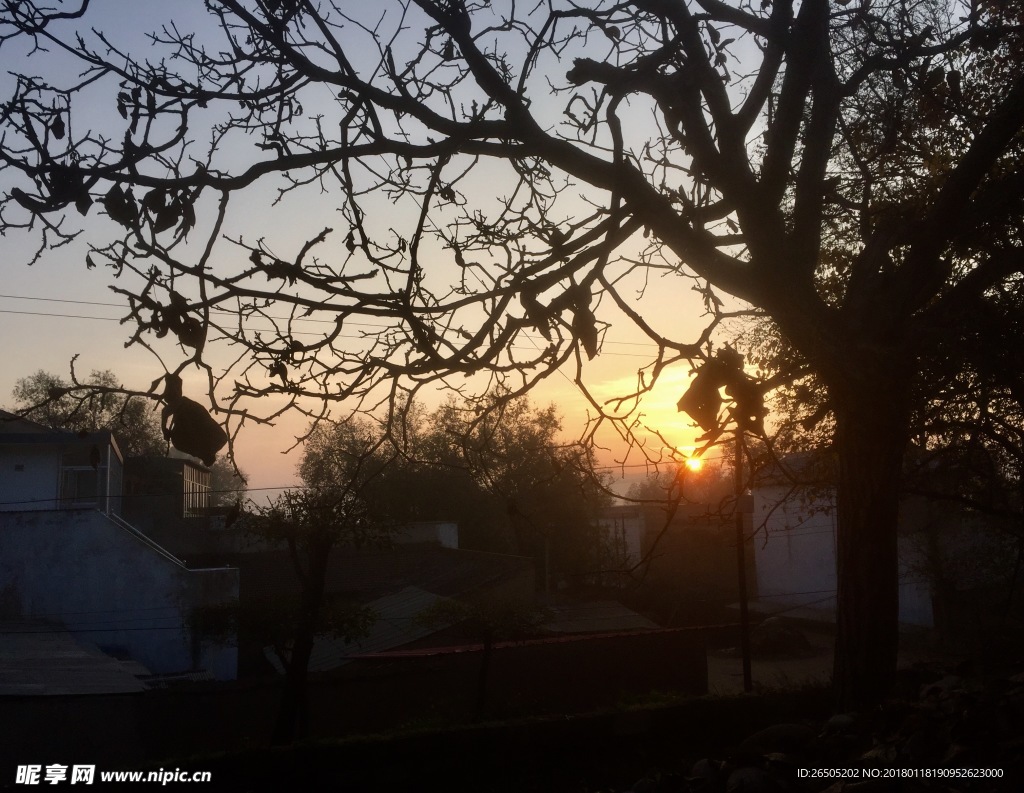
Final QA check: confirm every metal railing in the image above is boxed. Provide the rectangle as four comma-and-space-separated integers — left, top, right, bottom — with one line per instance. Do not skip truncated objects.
105, 511, 188, 569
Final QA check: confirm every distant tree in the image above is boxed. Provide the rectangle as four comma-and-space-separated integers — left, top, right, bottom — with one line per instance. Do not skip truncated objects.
11, 368, 164, 457
207, 456, 248, 508
256, 418, 395, 744
385, 394, 614, 585
621, 460, 734, 583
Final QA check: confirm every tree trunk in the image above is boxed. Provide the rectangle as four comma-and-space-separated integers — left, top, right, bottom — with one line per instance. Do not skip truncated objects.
272, 633, 314, 745
474, 635, 493, 722
272, 540, 330, 745
831, 369, 912, 710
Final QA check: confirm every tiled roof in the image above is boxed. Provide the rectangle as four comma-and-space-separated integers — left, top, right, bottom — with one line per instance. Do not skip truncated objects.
543, 601, 660, 634
265, 586, 454, 672
0, 623, 147, 695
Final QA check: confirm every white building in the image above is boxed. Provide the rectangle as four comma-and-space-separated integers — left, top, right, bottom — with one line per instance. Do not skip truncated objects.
751, 477, 934, 628
0, 410, 238, 680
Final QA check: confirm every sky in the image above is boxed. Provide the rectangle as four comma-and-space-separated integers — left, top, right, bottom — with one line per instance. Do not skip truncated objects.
0, 1, 752, 499
0, 251, 731, 497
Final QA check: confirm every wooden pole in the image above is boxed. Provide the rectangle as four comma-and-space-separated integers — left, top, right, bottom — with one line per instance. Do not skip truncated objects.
736, 431, 753, 692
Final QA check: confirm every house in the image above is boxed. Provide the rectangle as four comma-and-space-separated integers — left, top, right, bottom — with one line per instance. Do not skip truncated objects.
0, 410, 239, 680
745, 453, 998, 630
0, 621, 149, 695
750, 480, 934, 627
235, 530, 537, 675
392, 520, 459, 549
0, 409, 123, 514
122, 455, 241, 560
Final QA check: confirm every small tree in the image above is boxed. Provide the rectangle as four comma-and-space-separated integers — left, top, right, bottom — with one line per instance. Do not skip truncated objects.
255, 419, 395, 744
417, 595, 549, 721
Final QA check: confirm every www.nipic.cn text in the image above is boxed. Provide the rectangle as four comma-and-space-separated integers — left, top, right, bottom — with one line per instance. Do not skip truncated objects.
16, 765, 212, 785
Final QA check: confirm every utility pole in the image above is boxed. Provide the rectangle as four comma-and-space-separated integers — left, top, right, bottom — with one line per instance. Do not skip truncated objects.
736, 431, 753, 693
674, 345, 760, 693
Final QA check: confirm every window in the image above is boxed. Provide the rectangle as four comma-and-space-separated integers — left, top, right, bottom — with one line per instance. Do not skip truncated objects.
59, 447, 105, 509
182, 464, 211, 517
60, 467, 100, 506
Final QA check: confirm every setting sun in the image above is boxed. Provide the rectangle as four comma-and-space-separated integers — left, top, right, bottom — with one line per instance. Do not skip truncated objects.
685, 457, 704, 472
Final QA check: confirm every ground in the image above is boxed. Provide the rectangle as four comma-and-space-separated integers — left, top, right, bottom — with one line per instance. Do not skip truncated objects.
706, 626, 946, 696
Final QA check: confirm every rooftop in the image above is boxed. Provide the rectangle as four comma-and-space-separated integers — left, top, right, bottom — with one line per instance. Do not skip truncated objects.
0, 623, 148, 696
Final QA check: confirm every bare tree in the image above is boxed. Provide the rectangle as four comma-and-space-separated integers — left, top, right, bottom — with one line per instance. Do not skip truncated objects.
2, 0, 1023, 709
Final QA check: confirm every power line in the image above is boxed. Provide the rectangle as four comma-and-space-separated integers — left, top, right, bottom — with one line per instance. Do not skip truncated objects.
0, 308, 121, 322
0, 292, 389, 330
0, 448, 730, 508
0, 308, 374, 342
0, 293, 118, 308
0, 459, 706, 507
0, 306, 662, 356
0, 291, 680, 354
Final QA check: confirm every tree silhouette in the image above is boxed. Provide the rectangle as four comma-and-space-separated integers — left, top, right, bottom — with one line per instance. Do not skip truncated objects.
2, 0, 1023, 709
426, 393, 614, 580
358, 393, 613, 578
256, 418, 394, 744
11, 368, 165, 457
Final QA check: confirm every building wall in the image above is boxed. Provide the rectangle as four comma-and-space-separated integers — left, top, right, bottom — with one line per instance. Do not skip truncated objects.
752, 486, 934, 627
0, 509, 238, 678
1, 439, 122, 515
122, 456, 240, 559
394, 521, 459, 549
752, 487, 838, 613
0, 445, 60, 510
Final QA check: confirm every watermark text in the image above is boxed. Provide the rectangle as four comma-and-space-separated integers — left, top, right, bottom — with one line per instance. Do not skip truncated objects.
16, 765, 212, 785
